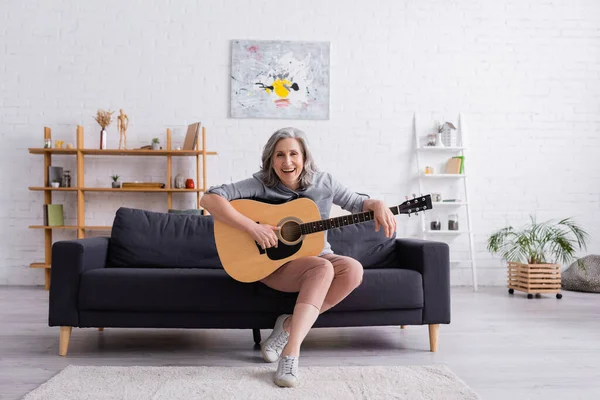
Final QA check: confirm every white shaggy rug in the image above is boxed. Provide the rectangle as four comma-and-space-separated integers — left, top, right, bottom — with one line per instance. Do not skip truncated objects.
23, 364, 479, 400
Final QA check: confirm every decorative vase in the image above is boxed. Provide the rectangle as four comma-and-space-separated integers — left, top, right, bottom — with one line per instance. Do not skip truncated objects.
100, 129, 107, 149
50, 182, 60, 188
434, 133, 445, 147
185, 178, 195, 189
174, 174, 185, 189
152, 142, 159, 150
448, 214, 459, 230
112, 182, 120, 188
442, 130, 457, 147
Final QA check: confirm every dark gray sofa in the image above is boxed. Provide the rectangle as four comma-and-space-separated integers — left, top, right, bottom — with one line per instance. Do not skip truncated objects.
49, 207, 450, 356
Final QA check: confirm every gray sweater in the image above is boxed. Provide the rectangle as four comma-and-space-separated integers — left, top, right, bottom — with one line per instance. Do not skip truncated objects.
205, 171, 370, 255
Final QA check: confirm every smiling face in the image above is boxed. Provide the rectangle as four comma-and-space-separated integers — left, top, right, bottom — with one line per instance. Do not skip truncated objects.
272, 138, 304, 190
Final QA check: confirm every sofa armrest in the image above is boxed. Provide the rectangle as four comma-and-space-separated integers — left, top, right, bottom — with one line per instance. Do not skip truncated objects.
49, 237, 109, 327
395, 238, 450, 324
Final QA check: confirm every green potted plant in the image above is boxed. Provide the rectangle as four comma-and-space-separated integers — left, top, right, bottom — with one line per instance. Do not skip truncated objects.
151, 138, 160, 150
50, 179, 60, 188
487, 216, 589, 299
111, 174, 120, 189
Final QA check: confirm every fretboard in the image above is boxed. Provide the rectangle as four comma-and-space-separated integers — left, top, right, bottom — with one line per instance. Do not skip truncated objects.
300, 206, 400, 235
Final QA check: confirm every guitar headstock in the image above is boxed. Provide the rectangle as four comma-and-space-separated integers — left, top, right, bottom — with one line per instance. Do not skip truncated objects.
398, 194, 432, 215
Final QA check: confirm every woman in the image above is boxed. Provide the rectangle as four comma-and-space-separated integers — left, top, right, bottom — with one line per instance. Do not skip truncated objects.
200, 127, 396, 387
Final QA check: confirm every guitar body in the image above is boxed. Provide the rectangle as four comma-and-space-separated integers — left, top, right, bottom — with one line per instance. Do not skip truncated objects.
214, 198, 325, 283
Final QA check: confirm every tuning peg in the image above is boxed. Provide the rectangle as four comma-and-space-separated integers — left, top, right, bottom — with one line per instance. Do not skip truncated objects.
412, 193, 416, 198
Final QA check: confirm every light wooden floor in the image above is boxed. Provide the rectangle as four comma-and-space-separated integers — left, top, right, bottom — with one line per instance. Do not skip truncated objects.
1, 286, 599, 400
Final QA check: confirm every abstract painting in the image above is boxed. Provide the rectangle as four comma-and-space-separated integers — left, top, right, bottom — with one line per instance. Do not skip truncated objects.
230, 40, 330, 120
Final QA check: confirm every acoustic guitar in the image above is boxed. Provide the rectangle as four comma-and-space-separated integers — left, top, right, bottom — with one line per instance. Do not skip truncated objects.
214, 195, 432, 283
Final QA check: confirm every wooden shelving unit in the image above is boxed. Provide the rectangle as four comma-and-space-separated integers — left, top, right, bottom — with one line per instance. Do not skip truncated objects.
29, 125, 217, 290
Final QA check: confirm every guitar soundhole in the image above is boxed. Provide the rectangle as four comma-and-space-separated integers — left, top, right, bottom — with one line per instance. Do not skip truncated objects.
280, 221, 302, 242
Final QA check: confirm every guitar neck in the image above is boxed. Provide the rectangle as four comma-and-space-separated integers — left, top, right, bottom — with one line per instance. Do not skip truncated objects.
300, 206, 400, 235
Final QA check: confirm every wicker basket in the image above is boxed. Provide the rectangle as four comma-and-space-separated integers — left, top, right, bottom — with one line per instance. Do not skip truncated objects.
507, 262, 562, 299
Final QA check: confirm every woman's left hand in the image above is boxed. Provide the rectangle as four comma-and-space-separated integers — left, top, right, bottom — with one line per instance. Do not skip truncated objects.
372, 200, 396, 238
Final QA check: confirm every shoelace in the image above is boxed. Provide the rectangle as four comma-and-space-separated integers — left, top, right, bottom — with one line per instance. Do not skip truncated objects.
281, 357, 297, 375
269, 331, 289, 352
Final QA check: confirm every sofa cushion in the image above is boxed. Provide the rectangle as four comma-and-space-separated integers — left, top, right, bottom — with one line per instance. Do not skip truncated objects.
256, 268, 424, 312
328, 220, 398, 269
79, 267, 423, 313
106, 207, 222, 269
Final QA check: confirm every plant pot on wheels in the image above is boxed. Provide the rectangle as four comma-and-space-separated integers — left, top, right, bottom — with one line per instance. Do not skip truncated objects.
507, 262, 562, 299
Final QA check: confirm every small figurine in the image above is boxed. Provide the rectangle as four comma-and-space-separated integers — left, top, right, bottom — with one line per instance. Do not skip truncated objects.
117, 109, 129, 150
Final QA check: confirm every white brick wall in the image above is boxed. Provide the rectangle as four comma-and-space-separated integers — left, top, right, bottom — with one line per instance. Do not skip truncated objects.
1, 0, 599, 286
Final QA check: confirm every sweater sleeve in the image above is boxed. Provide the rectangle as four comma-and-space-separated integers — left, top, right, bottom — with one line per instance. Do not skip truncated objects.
328, 173, 370, 214
205, 176, 264, 201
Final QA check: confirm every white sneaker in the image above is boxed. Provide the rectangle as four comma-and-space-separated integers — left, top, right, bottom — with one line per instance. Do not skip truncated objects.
274, 355, 299, 387
261, 314, 291, 363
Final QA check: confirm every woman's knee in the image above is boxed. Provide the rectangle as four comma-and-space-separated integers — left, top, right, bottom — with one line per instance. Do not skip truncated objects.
347, 260, 364, 288
307, 258, 335, 282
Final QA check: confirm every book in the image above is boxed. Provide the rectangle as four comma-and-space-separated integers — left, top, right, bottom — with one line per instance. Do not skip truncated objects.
445, 157, 462, 174
182, 122, 201, 150
122, 182, 166, 188
45, 204, 64, 226
456, 156, 465, 174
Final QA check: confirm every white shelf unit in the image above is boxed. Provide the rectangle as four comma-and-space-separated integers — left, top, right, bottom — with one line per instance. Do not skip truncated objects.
413, 113, 478, 291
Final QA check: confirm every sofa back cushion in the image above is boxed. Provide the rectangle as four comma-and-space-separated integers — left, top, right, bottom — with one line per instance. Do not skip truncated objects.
106, 207, 397, 270
106, 207, 223, 269
328, 220, 397, 269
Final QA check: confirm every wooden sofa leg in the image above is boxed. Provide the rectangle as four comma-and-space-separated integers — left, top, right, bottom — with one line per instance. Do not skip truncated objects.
429, 324, 439, 352
400, 325, 406, 329
59, 326, 72, 356
98, 328, 104, 331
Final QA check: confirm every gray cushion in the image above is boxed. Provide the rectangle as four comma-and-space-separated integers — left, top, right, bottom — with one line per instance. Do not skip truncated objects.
106, 207, 222, 269
168, 209, 204, 215
106, 207, 398, 270
328, 220, 397, 269
79, 267, 423, 313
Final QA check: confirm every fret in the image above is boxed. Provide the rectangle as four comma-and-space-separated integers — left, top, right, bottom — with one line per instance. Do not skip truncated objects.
300, 209, 386, 235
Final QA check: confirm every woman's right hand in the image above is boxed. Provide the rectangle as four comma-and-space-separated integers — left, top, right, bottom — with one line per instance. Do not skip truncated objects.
246, 223, 280, 249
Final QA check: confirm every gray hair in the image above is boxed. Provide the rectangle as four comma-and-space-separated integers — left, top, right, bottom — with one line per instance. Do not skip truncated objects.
259, 127, 318, 189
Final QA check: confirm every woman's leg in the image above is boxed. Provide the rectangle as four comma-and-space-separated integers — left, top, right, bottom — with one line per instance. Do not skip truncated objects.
258, 255, 360, 387
318, 254, 364, 314
260, 256, 335, 357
